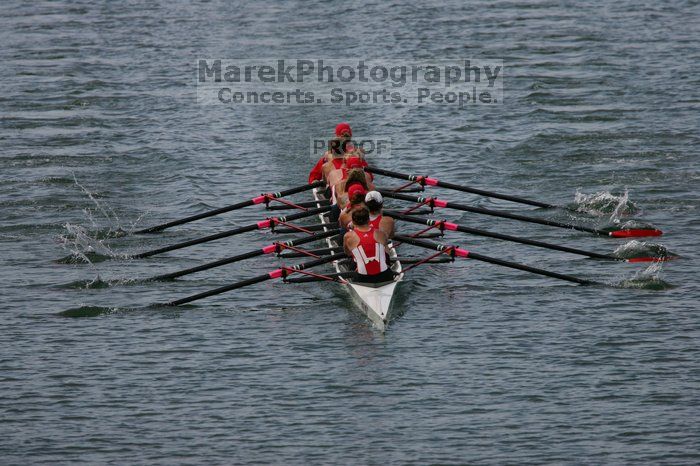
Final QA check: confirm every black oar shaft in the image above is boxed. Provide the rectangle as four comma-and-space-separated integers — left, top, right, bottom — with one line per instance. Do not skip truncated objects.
387, 212, 617, 260
134, 223, 258, 259
133, 205, 331, 259
465, 251, 596, 285
151, 229, 340, 280
395, 235, 597, 286
164, 252, 345, 306
166, 274, 272, 306
152, 249, 263, 280
381, 191, 605, 236
135, 199, 255, 235
367, 166, 555, 209
134, 181, 323, 234
278, 247, 341, 258
272, 223, 338, 234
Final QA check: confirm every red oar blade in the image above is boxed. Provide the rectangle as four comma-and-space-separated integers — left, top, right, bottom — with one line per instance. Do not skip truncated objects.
626, 254, 679, 263
609, 229, 663, 238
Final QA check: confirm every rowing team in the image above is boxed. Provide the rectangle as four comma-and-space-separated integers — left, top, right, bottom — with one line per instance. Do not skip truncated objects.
308, 122, 396, 283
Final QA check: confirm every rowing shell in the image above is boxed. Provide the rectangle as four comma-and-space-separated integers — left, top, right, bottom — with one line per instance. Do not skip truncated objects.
313, 187, 404, 330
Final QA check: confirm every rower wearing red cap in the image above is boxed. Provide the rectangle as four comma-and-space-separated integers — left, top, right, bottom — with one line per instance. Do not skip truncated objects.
338, 183, 367, 230
308, 122, 354, 184
323, 137, 349, 189
335, 122, 352, 138
343, 206, 395, 283
309, 122, 370, 183
336, 167, 374, 210
345, 183, 368, 213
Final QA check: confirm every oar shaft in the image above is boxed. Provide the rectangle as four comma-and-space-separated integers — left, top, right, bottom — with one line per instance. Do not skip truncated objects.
367, 166, 555, 209
134, 223, 259, 259
133, 205, 331, 259
166, 274, 272, 306
278, 247, 341, 258
394, 235, 597, 286
151, 228, 340, 280
135, 199, 255, 235
381, 191, 605, 236
152, 249, 264, 280
465, 251, 596, 286
134, 181, 324, 234
164, 252, 345, 306
387, 212, 617, 260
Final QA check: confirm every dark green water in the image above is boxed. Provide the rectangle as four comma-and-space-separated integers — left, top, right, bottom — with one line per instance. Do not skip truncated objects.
1, 0, 698, 463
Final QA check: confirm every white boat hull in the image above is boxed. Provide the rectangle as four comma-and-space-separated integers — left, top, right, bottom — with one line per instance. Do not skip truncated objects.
313, 188, 403, 330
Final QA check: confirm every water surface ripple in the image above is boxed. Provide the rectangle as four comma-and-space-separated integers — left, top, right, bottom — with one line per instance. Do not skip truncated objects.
1, 0, 698, 463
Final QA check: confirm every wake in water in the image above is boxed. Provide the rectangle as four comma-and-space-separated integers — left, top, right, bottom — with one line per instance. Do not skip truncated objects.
53, 174, 152, 290
55, 223, 137, 291
570, 188, 639, 216
58, 303, 185, 318
600, 217, 660, 234
614, 261, 673, 290
69, 172, 151, 237
56, 174, 151, 264
56, 222, 128, 264
54, 276, 140, 290
58, 306, 119, 318
613, 240, 678, 262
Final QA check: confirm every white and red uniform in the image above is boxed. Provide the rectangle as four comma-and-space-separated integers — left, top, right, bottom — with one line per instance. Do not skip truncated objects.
350, 227, 388, 276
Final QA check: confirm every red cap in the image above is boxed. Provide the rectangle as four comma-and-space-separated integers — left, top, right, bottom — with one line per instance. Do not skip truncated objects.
347, 183, 367, 201
335, 122, 352, 137
345, 157, 363, 169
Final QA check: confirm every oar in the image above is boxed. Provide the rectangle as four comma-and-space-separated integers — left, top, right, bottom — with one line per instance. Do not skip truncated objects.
380, 191, 662, 238
132, 205, 331, 259
151, 229, 340, 280
387, 212, 665, 262
134, 181, 324, 234
278, 246, 341, 259
367, 166, 555, 208
162, 251, 346, 306
266, 199, 330, 210
394, 235, 600, 286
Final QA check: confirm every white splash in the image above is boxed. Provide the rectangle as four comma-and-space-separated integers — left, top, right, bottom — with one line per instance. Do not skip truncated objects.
58, 223, 122, 263
573, 188, 638, 217
72, 173, 122, 232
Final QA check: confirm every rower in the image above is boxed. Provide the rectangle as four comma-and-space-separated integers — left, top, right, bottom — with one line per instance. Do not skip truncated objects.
326, 150, 363, 223
364, 191, 395, 238
336, 167, 374, 209
323, 138, 353, 191
308, 122, 354, 184
339, 183, 368, 229
343, 207, 395, 283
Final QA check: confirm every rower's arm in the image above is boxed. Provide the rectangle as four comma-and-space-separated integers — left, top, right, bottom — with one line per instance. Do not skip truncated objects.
337, 193, 349, 210
365, 173, 375, 190
339, 210, 352, 229
308, 155, 327, 184
343, 231, 357, 257
374, 229, 389, 247
381, 217, 395, 239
